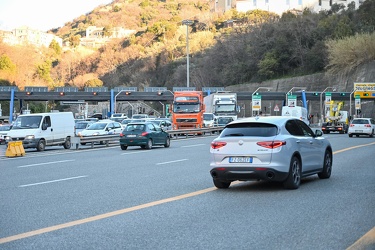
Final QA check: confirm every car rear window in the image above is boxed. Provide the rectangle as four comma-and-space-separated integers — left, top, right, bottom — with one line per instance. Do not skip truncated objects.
351, 119, 369, 124
220, 122, 278, 137
126, 124, 145, 131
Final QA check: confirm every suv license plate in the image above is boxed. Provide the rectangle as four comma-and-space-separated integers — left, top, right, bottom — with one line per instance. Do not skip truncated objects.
229, 157, 253, 163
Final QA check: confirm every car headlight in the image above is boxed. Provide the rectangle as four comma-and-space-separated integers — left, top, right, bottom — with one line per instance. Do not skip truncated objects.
5, 136, 10, 141
25, 135, 35, 140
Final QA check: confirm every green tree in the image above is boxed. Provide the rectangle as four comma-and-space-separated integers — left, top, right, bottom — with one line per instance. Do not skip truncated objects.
0, 54, 16, 73
84, 78, 103, 87
49, 39, 62, 55
69, 35, 81, 48
35, 60, 53, 83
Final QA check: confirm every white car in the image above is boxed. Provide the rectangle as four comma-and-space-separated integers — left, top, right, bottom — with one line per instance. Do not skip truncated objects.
79, 121, 123, 137
348, 118, 375, 137
210, 116, 333, 190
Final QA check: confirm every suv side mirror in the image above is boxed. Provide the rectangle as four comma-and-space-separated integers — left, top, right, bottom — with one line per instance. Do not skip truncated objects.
315, 130, 323, 137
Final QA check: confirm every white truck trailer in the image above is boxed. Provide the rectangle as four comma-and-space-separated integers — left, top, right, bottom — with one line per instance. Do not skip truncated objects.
204, 92, 239, 124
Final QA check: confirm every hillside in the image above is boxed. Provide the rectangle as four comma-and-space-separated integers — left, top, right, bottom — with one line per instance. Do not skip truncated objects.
0, 0, 375, 93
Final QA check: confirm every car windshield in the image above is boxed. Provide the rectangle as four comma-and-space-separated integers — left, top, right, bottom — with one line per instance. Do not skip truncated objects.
125, 124, 145, 131
204, 114, 214, 120
220, 122, 278, 137
11, 116, 42, 129
75, 122, 89, 129
87, 123, 107, 130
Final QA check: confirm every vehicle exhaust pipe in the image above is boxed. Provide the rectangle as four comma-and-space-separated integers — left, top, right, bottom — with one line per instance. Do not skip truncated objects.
266, 171, 275, 180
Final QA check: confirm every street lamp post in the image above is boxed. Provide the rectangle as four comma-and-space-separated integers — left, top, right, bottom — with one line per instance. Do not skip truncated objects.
252, 87, 272, 116
286, 87, 306, 102
182, 20, 193, 88
349, 89, 355, 119
114, 90, 133, 115
319, 86, 336, 125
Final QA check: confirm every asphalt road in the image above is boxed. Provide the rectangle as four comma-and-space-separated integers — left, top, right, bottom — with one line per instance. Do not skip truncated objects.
0, 134, 374, 250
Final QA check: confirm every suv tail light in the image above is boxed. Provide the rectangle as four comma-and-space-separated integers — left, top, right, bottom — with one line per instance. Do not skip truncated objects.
257, 140, 286, 149
141, 132, 148, 136
364, 124, 371, 127
211, 141, 227, 149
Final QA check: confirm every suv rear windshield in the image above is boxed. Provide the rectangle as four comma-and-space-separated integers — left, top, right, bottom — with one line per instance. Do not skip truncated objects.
220, 122, 278, 137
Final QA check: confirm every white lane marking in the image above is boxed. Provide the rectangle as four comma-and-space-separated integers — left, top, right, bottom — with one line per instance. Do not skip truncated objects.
156, 159, 188, 165
17, 160, 75, 168
121, 151, 153, 155
181, 144, 206, 148
18, 175, 88, 188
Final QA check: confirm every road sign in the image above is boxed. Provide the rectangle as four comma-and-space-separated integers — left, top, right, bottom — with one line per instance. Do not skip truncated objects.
274, 104, 279, 112
252, 95, 261, 111
287, 95, 296, 107
325, 92, 332, 105
355, 95, 361, 109
354, 82, 375, 98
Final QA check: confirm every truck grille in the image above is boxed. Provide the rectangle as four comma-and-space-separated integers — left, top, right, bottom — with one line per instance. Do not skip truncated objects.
176, 118, 197, 123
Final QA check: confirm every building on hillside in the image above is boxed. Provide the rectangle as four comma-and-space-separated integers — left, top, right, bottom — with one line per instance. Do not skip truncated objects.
0, 26, 62, 47
80, 26, 136, 48
224, 0, 361, 15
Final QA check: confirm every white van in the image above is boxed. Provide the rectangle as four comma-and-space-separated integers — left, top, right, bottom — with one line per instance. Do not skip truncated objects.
281, 106, 310, 126
6, 112, 75, 151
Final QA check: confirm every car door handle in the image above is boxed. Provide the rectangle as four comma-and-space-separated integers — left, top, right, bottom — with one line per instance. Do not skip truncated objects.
296, 140, 301, 143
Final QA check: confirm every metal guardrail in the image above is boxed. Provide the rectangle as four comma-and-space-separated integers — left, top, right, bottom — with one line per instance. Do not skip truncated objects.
70, 127, 225, 150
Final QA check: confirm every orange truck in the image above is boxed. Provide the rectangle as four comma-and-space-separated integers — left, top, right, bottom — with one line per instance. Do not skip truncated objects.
171, 91, 205, 130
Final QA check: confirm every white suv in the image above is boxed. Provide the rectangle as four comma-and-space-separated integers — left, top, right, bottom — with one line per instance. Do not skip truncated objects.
348, 118, 375, 137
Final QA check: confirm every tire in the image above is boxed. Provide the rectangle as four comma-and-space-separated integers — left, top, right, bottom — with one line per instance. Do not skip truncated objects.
370, 130, 374, 138
120, 145, 127, 150
36, 139, 46, 151
283, 156, 301, 189
164, 137, 170, 148
145, 139, 152, 149
213, 179, 231, 189
349, 134, 353, 137
63, 137, 71, 149
318, 150, 332, 179
356, 135, 359, 137
140, 145, 146, 149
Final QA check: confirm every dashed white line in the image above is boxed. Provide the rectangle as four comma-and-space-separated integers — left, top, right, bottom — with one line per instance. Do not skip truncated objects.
181, 144, 206, 148
18, 175, 88, 187
17, 160, 75, 168
156, 159, 188, 165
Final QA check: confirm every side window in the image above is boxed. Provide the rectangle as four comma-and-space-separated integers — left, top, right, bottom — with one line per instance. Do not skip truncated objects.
148, 124, 156, 131
296, 120, 314, 137
285, 120, 303, 136
43, 116, 51, 127
114, 123, 121, 129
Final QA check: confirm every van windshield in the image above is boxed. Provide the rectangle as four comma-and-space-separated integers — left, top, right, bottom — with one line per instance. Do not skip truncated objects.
12, 116, 42, 129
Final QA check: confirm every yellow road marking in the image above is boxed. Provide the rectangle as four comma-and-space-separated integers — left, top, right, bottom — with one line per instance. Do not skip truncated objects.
0, 187, 216, 244
1, 142, 375, 245
333, 142, 375, 155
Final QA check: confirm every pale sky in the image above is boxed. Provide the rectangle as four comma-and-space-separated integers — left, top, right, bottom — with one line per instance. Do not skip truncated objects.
0, 0, 113, 32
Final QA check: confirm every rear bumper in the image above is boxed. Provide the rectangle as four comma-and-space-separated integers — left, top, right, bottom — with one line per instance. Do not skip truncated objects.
210, 167, 289, 182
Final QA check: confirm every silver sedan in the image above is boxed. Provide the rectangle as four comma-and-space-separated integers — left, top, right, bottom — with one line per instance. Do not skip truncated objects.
209, 116, 333, 189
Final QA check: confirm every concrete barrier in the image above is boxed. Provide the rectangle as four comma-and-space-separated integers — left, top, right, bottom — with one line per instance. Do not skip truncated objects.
5, 141, 25, 157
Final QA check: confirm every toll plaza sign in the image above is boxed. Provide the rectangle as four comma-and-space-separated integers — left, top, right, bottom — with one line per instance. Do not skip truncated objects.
354, 83, 375, 98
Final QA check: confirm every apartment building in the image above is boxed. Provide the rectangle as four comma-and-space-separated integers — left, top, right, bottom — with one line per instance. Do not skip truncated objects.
0, 26, 62, 48
80, 26, 136, 48
210, 0, 361, 15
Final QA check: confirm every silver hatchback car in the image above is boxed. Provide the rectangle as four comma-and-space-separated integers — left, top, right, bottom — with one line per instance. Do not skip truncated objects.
210, 116, 333, 189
